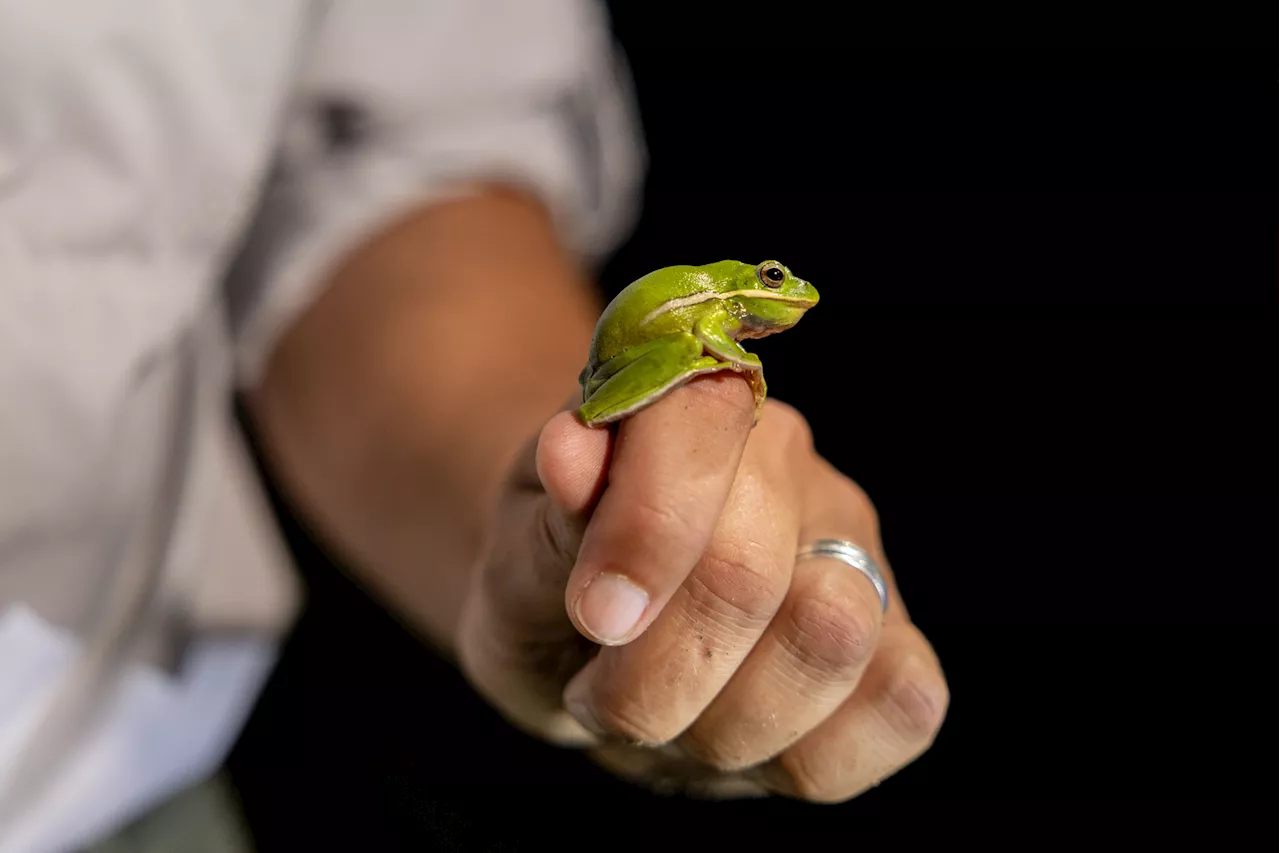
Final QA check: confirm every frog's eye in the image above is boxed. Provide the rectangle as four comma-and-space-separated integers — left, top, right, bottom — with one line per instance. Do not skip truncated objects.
757, 262, 786, 288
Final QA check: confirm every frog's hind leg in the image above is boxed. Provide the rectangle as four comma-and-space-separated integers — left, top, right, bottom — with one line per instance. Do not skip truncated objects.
579, 333, 732, 426
582, 334, 684, 401
580, 357, 731, 426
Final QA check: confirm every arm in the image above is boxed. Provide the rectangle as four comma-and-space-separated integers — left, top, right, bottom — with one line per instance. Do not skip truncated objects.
224, 0, 643, 654
243, 185, 600, 653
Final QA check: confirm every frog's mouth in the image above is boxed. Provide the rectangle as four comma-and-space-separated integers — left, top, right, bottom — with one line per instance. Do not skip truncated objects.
737, 312, 807, 340
738, 327, 784, 341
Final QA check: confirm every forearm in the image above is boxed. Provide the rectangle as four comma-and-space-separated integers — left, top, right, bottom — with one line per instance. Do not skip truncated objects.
243, 186, 600, 654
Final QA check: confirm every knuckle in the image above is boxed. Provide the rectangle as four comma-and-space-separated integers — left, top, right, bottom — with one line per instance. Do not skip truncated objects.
588, 688, 677, 747
842, 476, 880, 530
679, 726, 763, 774
702, 749, 755, 776
766, 401, 815, 454
627, 492, 699, 551
677, 732, 740, 774
531, 501, 576, 585
781, 584, 879, 678
886, 659, 950, 741
816, 456, 879, 529
776, 750, 846, 804
687, 540, 789, 630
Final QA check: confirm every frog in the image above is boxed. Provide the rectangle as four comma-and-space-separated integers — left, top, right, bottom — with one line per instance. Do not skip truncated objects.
577, 260, 820, 427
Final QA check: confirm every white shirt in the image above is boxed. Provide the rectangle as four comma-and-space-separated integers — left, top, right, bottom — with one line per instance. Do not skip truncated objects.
0, 2, 644, 850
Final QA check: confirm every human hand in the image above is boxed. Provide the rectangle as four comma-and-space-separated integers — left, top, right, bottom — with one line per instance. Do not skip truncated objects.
456, 375, 948, 802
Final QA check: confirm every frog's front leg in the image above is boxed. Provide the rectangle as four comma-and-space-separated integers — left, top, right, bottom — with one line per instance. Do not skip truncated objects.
694, 307, 767, 419
579, 331, 731, 427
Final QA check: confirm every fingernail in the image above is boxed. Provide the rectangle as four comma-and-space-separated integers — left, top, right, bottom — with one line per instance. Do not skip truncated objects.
573, 572, 649, 644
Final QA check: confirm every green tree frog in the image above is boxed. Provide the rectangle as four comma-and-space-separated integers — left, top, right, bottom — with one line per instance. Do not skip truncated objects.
578, 260, 819, 427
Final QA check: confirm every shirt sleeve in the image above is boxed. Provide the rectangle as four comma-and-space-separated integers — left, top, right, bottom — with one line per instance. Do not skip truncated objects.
224, 0, 647, 388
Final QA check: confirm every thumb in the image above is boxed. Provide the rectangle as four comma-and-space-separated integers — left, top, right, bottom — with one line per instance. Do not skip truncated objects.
456, 409, 612, 746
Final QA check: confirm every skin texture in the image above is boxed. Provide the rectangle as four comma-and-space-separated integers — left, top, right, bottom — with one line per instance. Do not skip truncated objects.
578, 261, 818, 426
249, 187, 948, 803
460, 381, 949, 801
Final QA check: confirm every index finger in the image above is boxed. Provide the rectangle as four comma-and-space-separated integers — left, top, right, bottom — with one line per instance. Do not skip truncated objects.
564, 373, 756, 646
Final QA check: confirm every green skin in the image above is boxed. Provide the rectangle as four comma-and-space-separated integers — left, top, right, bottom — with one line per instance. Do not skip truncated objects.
578, 260, 820, 427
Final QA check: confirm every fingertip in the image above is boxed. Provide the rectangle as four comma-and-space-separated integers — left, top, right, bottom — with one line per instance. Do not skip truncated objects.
671, 372, 756, 434
536, 410, 612, 515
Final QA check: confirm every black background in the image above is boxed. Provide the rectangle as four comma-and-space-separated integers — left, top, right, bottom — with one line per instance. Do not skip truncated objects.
226, 5, 1274, 849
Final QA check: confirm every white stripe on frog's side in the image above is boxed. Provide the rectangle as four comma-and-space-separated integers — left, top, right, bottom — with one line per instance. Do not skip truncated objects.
640, 288, 817, 327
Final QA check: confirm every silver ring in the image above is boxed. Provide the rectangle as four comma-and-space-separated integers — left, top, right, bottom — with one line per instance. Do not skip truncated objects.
795, 539, 888, 613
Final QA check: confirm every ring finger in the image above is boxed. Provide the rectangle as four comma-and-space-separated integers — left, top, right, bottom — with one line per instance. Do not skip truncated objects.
755, 617, 949, 802
674, 464, 888, 771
